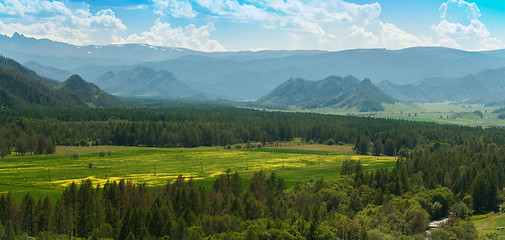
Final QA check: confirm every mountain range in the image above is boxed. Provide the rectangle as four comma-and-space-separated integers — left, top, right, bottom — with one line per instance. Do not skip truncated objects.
0, 56, 122, 108
95, 66, 195, 99
4, 33, 505, 101
256, 76, 396, 112
4, 33, 505, 109
378, 67, 505, 104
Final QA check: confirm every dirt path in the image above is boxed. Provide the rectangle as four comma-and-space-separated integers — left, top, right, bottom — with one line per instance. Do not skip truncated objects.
478, 213, 499, 230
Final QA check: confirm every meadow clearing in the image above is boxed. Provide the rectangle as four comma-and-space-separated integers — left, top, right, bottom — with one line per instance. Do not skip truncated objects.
471, 212, 505, 238
0, 144, 396, 201
303, 102, 505, 127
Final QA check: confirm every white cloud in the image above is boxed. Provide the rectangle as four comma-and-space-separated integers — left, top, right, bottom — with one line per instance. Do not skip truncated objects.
432, 19, 489, 39
439, 38, 462, 49
117, 19, 226, 52
433, 0, 488, 39
188, 0, 413, 49
0, 0, 126, 45
349, 25, 380, 47
481, 38, 505, 51
153, 0, 196, 18
380, 23, 424, 48
431, 0, 504, 50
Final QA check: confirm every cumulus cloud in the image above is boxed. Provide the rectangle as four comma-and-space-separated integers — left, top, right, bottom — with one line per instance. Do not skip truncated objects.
0, 0, 126, 45
153, 0, 196, 18
380, 23, 424, 48
431, 0, 502, 50
190, 0, 381, 36
116, 19, 226, 52
481, 38, 505, 51
172, 0, 424, 50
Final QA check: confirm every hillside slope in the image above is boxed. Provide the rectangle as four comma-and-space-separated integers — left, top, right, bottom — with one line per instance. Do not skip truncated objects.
95, 66, 195, 99
0, 57, 86, 108
257, 76, 396, 111
378, 67, 505, 104
55, 75, 123, 107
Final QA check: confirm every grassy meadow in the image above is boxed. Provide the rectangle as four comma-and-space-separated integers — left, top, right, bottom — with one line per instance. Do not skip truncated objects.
302, 102, 505, 127
0, 144, 396, 201
471, 212, 505, 238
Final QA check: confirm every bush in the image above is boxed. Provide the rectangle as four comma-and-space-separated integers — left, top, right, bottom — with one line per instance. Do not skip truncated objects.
71, 153, 79, 159
88, 163, 94, 168
99, 151, 105, 157
324, 139, 335, 145
79, 140, 88, 147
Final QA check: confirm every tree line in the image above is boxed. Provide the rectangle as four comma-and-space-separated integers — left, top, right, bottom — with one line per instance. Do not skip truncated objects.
1, 105, 505, 156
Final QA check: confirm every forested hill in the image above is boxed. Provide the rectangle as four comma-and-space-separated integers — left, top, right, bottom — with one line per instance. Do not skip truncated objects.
0, 55, 60, 87
55, 74, 124, 108
256, 76, 396, 111
0, 57, 87, 108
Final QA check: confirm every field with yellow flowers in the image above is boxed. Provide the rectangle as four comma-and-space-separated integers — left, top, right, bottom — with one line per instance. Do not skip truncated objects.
0, 144, 397, 201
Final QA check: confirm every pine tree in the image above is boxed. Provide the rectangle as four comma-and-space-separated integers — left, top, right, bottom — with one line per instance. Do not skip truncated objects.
384, 138, 395, 156
373, 139, 383, 156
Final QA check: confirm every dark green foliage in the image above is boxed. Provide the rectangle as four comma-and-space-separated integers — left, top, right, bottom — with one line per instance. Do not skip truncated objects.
356, 135, 370, 155
341, 160, 363, 175
383, 138, 395, 156
0, 56, 87, 108
0, 55, 60, 87
324, 138, 335, 145
372, 138, 383, 156
55, 74, 123, 108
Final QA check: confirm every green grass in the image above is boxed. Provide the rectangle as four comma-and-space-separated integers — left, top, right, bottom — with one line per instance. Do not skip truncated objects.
0, 145, 396, 202
296, 102, 505, 127
472, 212, 505, 238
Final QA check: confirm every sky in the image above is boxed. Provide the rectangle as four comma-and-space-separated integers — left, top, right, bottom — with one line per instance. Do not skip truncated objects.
0, 0, 504, 52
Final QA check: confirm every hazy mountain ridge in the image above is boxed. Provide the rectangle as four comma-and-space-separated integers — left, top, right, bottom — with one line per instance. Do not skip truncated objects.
378, 67, 505, 104
95, 66, 195, 99
4, 34, 505, 101
257, 76, 396, 111
24, 61, 73, 82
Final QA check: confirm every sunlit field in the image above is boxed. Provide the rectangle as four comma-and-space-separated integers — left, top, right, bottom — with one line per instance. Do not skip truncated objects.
0, 144, 396, 201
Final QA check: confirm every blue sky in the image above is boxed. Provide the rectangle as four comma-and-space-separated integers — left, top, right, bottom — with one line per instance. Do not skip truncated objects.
0, 0, 504, 51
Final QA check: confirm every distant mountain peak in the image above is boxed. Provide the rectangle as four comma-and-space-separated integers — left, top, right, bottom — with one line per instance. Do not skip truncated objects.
95, 66, 195, 99
256, 75, 396, 112
11, 32, 24, 39
55, 74, 122, 108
